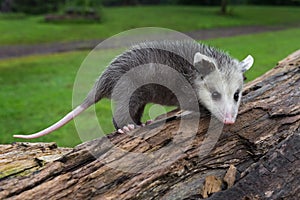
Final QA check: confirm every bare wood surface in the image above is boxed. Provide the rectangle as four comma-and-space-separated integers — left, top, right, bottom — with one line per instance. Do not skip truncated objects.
0, 50, 299, 200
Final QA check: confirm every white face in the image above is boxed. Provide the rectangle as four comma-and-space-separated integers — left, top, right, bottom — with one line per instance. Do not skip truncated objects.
194, 70, 243, 124
193, 52, 254, 124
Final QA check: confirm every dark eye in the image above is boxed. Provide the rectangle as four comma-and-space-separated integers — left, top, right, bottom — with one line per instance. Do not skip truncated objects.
234, 90, 240, 102
211, 91, 221, 100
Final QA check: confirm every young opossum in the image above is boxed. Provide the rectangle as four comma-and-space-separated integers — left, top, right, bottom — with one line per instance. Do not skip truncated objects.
14, 40, 253, 139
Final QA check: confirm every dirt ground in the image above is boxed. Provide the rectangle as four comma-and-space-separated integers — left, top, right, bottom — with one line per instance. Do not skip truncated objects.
0, 25, 294, 60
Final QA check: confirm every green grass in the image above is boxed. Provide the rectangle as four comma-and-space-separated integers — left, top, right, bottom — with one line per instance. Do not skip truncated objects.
1, 28, 300, 147
0, 6, 300, 45
0, 52, 88, 146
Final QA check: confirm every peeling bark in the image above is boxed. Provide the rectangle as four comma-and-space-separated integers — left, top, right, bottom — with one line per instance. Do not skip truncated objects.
0, 50, 299, 200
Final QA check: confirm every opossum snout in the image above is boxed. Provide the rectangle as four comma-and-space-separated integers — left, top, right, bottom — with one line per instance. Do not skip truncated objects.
223, 112, 235, 125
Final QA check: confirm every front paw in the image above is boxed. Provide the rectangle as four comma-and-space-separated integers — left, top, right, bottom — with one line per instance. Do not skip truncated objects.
117, 124, 137, 134
117, 120, 154, 134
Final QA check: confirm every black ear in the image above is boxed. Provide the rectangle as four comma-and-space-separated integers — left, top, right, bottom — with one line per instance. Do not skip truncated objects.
193, 52, 217, 78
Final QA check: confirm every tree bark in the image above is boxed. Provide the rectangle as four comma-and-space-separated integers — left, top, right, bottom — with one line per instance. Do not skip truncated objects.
0, 50, 299, 200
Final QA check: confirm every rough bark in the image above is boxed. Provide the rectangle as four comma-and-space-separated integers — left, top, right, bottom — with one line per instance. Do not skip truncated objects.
0, 50, 299, 200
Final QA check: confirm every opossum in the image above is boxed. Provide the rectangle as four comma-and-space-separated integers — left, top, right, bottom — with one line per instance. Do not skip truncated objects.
13, 40, 253, 139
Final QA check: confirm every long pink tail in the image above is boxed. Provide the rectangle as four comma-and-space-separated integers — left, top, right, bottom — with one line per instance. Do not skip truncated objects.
13, 105, 88, 139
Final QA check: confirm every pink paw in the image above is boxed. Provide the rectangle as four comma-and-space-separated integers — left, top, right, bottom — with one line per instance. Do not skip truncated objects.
117, 124, 136, 134
117, 120, 154, 134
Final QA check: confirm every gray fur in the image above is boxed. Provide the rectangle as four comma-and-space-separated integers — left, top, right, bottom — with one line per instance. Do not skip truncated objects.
85, 40, 237, 106
14, 40, 253, 139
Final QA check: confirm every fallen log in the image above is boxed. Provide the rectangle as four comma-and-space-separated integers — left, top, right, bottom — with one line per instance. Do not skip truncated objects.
0, 50, 299, 200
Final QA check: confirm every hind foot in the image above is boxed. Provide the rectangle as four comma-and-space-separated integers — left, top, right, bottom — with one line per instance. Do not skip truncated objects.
117, 120, 154, 134
145, 120, 153, 125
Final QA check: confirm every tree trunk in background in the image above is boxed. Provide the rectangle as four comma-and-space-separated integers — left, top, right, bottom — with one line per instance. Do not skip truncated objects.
0, 50, 299, 199
220, 0, 228, 14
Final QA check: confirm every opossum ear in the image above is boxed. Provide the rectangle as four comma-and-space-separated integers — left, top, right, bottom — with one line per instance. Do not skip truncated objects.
193, 52, 216, 77
240, 55, 254, 73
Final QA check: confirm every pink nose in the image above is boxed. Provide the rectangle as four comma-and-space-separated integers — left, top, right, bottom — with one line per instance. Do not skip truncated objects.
223, 113, 235, 125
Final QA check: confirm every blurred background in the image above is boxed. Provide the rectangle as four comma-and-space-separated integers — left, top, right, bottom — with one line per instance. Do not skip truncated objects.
0, 0, 299, 147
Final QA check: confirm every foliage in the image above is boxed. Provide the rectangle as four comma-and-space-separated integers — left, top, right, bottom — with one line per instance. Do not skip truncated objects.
41, 0, 103, 24
247, 0, 300, 5
100, 0, 300, 6
0, 0, 104, 15
9, 0, 62, 14
1, 0, 299, 14
64, 0, 102, 12
102, 0, 139, 6
177, 0, 223, 5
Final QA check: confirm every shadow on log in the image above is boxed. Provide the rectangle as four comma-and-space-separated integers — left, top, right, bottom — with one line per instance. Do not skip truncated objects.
0, 50, 299, 199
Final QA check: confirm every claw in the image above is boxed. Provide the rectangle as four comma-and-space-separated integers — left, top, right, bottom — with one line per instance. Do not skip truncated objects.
117, 124, 136, 134
123, 126, 130, 132
116, 122, 148, 134
117, 129, 124, 134
128, 124, 135, 130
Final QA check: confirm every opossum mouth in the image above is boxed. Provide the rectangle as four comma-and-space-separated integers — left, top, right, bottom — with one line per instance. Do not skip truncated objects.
223, 120, 235, 125
223, 115, 235, 124
214, 113, 236, 125
208, 108, 236, 125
